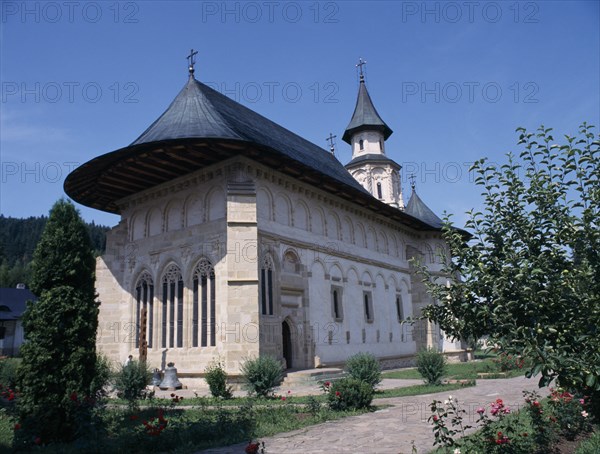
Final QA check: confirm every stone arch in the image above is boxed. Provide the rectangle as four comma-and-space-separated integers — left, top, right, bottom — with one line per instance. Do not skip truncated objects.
342, 216, 354, 244
146, 207, 162, 237
328, 263, 344, 280
346, 266, 360, 284
293, 199, 309, 230
283, 248, 301, 273
326, 210, 341, 241
435, 243, 448, 264
133, 269, 154, 349
389, 233, 399, 257
355, 222, 366, 248
366, 226, 377, 251
165, 199, 183, 232
130, 211, 145, 241
423, 243, 435, 264
378, 230, 389, 254
310, 259, 327, 279
397, 237, 406, 261
361, 270, 374, 286
205, 186, 226, 221
274, 193, 292, 226
184, 194, 203, 227
375, 272, 386, 289
311, 205, 325, 236
388, 274, 400, 292
257, 187, 273, 222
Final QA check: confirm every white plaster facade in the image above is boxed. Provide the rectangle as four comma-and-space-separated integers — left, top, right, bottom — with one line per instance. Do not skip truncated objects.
95, 156, 453, 378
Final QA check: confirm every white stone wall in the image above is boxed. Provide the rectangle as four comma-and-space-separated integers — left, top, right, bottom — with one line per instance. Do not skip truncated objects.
95, 156, 453, 377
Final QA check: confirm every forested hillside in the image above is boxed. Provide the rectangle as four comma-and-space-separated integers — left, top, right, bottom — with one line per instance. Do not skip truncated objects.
0, 215, 109, 288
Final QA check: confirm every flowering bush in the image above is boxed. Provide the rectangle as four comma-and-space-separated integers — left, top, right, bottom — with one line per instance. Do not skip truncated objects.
429, 395, 535, 453
142, 408, 168, 436
547, 387, 592, 440
428, 395, 471, 448
245, 440, 265, 454
326, 378, 373, 411
492, 352, 525, 372
523, 389, 557, 450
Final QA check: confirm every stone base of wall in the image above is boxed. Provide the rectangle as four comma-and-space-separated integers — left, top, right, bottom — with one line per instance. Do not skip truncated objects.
315, 349, 470, 371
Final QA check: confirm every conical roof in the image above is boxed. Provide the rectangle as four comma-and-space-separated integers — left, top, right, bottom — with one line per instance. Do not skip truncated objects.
342, 78, 393, 144
405, 190, 444, 229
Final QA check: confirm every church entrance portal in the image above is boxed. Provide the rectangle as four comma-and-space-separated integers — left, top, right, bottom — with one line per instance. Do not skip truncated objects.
282, 320, 292, 369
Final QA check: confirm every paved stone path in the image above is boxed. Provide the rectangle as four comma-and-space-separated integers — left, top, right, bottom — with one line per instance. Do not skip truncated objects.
198, 376, 547, 454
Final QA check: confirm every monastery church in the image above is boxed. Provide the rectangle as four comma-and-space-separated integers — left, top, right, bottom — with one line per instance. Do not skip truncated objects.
65, 55, 464, 381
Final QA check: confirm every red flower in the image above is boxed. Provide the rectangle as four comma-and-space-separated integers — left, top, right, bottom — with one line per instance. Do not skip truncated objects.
335, 391, 341, 397
69, 392, 78, 402
8, 392, 15, 401
13, 423, 21, 430
245, 442, 260, 454
433, 415, 439, 422
130, 415, 139, 421
324, 381, 331, 387
281, 396, 286, 401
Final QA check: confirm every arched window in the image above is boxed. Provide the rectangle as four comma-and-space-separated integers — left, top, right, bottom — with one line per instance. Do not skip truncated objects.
193, 258, 216, 347
379, 140, 383, 151
359, 139, 364, 151
162, 264, 183, 348
364, 291, 374, 322
396, 294, 404, 322
331, 286, 343, 321
135, 271, 154, 349
260, 254, 274, 315
376, 182, 383, 199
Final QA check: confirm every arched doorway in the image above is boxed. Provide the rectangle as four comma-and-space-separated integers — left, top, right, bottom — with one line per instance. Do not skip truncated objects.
282, 320, 292, 369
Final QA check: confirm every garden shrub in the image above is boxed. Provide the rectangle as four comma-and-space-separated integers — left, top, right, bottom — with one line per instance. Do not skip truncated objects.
240, 355, 283, 397
344, 352, 381, 388
90, 353, 113, 399
114, 360, 151, 408
327, 377, 373, 411
204, 358, 232, 399
493, 352, 526, 372
416, 348, 446, 385
0, 358, 21, 389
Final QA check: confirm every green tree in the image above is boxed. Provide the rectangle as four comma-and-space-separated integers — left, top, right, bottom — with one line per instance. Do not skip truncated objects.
17, 199, 100, 444
415, 123, 599, 416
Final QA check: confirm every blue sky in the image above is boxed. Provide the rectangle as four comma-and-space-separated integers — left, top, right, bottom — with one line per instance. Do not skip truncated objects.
1, 1, 599, 228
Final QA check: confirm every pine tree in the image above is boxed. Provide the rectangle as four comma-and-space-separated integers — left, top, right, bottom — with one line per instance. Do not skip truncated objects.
17, 199, 100, 444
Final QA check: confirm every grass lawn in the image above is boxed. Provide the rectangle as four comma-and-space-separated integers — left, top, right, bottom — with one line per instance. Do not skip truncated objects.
382, 357, 526, 381
375, 382, 475, 399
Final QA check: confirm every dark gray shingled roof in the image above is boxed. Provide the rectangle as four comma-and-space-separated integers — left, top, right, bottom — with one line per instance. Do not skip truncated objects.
64, 73, 443, 231
132, 75, 369, 193
405, 191, 444, 229
342, 79, 393, 144
0, 288, 37, 320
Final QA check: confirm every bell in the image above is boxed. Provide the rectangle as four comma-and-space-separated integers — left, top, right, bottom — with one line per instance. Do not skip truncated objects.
152, 368, 162, 386
159, 363, 182, 390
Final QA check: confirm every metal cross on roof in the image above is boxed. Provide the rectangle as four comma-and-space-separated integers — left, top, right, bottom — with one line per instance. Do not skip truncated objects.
187, 49, 198, 76
326, 133, 337, 155
356, 58, 367, 81
408, 173, 417, 191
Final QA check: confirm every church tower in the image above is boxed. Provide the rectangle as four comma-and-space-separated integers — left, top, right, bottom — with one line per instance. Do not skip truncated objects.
343, 59, 404, 209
